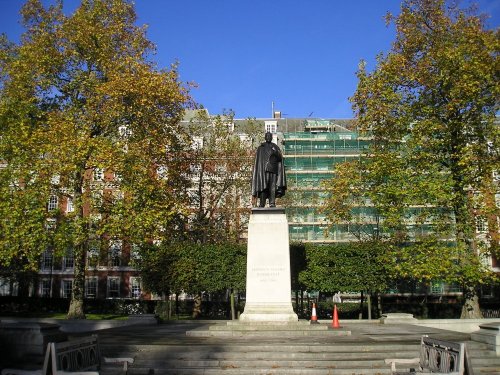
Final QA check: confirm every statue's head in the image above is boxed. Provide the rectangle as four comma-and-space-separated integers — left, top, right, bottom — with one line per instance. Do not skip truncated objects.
265, 132, 273, 143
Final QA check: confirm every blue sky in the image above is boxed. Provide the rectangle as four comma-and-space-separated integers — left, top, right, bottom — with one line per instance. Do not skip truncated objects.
0, 0, 499, 119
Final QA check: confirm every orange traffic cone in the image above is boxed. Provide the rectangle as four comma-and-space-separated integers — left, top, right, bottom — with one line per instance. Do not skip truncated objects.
332, 304, 340, 328
310, 302, 319, 324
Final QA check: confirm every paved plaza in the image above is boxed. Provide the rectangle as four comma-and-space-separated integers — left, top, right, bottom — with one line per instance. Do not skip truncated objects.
2, 319, 500, 374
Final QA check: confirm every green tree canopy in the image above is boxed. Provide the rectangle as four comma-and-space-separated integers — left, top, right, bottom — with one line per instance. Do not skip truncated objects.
136, 241, 246, 297
299, 242, 388, 294
344, 0, 499, 318
0, 0, 192, 318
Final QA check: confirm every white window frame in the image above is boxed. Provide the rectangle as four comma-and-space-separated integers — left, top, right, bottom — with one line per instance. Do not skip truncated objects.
41, 250, 53, 271
61, 279, 73, 299
48, 195, 58, 211
51, 175, 60, 185
93, 168, 104, 181
107, 277, 120, 298
475, 215, 488, 233
0, 277, 11, 296
62, 248, 74, 270
130, 277, 142, 299
264, 120, 277, 134
109, 240, 122, 267
130, 244, 141, 261
40, 279, 51, 298
66, 197, 74, 213
87, 240, 100, 268
85, 277, 98, 299
192, 136, 204, 150
119, 125, 132, 138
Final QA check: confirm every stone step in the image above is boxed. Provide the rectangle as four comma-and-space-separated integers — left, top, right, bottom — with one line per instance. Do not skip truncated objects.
100, 340, 500, 375
226, 320, 313, 326
187, 329, 352, 337
128, 352, 412, 364
101, 343, 421, 355
130, 358, 391, 368
102, 366, 394, 375
209, 323, 330, 331
470, 357, 500, 366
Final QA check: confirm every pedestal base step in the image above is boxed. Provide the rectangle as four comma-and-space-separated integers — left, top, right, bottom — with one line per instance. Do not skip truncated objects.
186, 321, 351, 337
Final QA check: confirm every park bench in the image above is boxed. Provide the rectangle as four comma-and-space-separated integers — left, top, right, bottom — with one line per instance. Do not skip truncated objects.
385, 336, 474, 375
2, 335, 134, 375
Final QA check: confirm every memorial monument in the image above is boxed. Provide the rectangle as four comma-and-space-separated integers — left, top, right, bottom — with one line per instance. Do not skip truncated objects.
240, 132, 298, 322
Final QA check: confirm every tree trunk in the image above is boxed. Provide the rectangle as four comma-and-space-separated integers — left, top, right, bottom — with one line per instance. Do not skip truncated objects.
192, 292, 202, 318
367, 293, 372, 320
67, 171, 86, 319
359, 290, 364, 320
451, 156, 483, 319
461, 285, 483, 319
230, 289, 236, 320
377, 293, 383, 317
67, 242, 86, 319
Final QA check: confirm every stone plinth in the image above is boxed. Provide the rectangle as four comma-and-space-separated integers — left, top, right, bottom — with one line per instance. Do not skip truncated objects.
380, 313, 418, 324
0, 322, 67, 364
471, 322, 500, 354
239, 208, 298, 322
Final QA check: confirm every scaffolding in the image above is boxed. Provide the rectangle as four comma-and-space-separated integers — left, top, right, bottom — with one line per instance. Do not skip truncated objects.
283, 124, 368, 243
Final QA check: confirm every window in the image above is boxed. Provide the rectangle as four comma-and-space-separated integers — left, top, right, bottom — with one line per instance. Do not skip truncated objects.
339, 134, 352, 140
108, 240, 122, 267
264, 120, 277, 134
93, 168, 104, 181
85, 277, 98, 299
0, 278, 18, 296
61, 280, 72, 299
40, 279, 51, 297
107, 277, 120, 298
475, 216, 488, 233
41, 250, 53, 271
130, 277, 141, 299
157, 165, 168, 179
46, 218, 56, 231
48, 195, 58, 211
63, 248, 74, 270
192, 136, 204, 150
0, 278, 10, 296
66, 197, 74, 213
51, 175, 60, 185
493, 170, 500, 182
130, 244, 141, 261
87, 240, 100, 268
119, 125, 131, 138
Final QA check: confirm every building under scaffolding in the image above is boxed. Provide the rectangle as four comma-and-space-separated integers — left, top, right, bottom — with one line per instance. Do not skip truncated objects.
282, 119, 371, 242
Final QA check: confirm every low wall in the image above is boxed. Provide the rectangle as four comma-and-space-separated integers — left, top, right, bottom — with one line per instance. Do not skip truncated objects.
412, 318, 500, 333
0, 314, 157, 333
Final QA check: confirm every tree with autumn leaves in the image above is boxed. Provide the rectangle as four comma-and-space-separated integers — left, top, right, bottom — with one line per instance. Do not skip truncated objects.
323, 0, 498, 318
0, 0, 192, 318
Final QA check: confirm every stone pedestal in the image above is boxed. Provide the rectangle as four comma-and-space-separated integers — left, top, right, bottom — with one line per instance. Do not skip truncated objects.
240, 208, 298, 322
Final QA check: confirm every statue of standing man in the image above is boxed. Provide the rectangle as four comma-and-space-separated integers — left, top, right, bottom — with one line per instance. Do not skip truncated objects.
251, 132, 287, 207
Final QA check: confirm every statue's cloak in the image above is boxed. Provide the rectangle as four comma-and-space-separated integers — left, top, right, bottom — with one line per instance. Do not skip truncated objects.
251, 142, 287, 198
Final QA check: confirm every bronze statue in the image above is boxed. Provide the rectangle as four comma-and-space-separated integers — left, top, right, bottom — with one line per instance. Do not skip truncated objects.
251, 132, 286, 207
